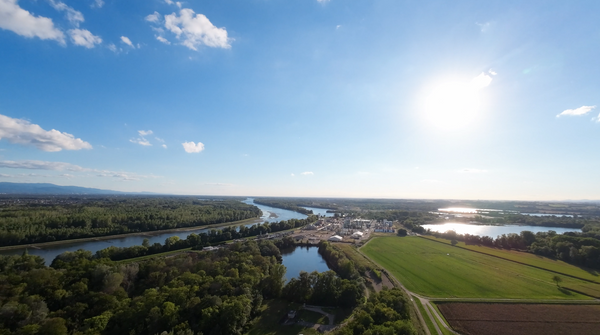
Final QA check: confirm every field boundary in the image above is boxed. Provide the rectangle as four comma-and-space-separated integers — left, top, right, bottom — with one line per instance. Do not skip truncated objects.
419, 236, 600, 285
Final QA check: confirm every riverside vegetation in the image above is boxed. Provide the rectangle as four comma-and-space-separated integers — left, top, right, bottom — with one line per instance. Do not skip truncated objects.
0, 197, 261, 247
0, 233, 416, 335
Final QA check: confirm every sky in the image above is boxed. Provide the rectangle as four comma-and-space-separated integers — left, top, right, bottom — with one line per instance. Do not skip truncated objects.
0, 0, 599, 200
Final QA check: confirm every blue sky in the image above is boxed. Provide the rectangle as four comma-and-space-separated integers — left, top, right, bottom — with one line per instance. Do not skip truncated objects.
0, 0, 599, 200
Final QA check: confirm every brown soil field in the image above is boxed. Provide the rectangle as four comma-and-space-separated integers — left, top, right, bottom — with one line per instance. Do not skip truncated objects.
438, 303, 600, 335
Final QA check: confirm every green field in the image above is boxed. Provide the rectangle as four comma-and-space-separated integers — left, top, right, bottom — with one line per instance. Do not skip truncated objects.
421, 236, 600, 283
362, 236, 598, 299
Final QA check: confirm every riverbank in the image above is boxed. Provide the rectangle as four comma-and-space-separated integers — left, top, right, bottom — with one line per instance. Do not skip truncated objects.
0, 216, 263, 251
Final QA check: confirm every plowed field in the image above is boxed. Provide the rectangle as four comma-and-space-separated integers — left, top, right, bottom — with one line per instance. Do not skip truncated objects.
438, 303, 600, 335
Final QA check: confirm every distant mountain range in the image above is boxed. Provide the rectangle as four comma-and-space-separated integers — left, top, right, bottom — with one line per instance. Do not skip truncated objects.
0, 182, 151, 195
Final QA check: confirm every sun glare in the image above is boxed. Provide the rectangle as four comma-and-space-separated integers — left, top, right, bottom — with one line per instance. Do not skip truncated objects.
421, 73, 493, 130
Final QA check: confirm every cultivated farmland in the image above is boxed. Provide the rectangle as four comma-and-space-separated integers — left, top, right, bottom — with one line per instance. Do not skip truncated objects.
361, 236, 597, 299
438, 303, 600, 335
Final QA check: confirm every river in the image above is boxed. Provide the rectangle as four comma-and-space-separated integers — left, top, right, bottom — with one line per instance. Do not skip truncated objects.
300, 206, 335, 217
280, 246, 331, 282
0, 198, 307, 264
421, 223, 581, 237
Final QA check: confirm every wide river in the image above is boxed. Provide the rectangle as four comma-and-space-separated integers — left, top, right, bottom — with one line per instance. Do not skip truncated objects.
0, 198, 307, 264
421, 223, 581, 237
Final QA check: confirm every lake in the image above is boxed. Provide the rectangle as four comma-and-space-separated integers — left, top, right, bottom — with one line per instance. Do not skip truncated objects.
280, 246, 331, 282
0, 198, 307, 264
300, 206, 335, 217
421, 223, 581, 237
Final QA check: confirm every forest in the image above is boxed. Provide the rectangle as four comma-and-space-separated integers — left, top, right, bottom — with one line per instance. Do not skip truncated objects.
0, 197, 261, 247
0, 231, 402, 335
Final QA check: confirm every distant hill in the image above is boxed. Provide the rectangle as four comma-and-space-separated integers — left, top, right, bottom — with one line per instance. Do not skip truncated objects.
0, 182, 134, 195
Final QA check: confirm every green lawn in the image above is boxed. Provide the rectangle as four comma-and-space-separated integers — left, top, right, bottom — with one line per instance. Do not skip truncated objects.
362, 236, 597, 299
421, 236, 600, 283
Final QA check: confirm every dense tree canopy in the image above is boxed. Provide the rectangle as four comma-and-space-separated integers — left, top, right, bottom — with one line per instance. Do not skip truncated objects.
0, 197, 261, 246
0, 240, 287, 335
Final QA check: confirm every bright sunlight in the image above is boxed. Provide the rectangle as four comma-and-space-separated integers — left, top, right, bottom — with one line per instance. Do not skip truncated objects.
422, 71, 494, 130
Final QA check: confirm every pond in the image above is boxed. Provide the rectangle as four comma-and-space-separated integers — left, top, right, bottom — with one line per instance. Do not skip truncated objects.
421, 223, 581, 237
280, 246, 331, 282
0, 198, 307, 264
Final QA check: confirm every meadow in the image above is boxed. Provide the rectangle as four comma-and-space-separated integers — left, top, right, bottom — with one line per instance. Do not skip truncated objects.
361, 236, 598, 299
421, 236, 600, 283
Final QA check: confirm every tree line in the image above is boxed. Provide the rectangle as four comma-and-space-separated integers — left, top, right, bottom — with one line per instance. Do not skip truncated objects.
429, 227, 600, 269
0, 198, 261, 247
94, 216, 317, 262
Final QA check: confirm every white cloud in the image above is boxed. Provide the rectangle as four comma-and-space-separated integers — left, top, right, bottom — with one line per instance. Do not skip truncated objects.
0, 160, 88, 171
69, 29, 102, 48
182, 141, 204, 153
556, 105, 596, 118
156, 35, 170, 44
48, 0, 84, 27
477, 21, 492, 33
291, 173, 295, 177
145, 11, 160, 23
92, 0, 104, 8
164, 8, 231, 50
138, 130, 153, 136
164, 0, 182, 8
471, 70, 495, 89
0, 0, 65, 43
0, 114, 92, 152
0, 159, 154, 181
130, 138, 151, 146
162, 144, 167, 149
317, 0, 330, 3
155, 137, 164, 142
301, 171, 314, 176
107, 43, 118, 52
121, 35, 134, 47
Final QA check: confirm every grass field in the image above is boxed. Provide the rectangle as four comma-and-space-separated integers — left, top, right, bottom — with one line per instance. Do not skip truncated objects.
362, 236, 598, 299
421, 236, 600, 282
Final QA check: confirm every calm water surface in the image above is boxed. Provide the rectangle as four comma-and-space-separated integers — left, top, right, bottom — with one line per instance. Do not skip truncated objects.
281, 246, 330, 282
300, 206, 335, 217
421, 223, 581, 237
1, 198, 306, 264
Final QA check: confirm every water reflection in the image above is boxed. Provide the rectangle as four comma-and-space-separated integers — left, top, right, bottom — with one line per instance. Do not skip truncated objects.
421, 223, 581, 237
280, 246, 330, 282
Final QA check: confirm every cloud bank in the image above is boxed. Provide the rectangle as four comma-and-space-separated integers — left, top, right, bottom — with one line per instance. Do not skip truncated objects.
0, 114, 92, 151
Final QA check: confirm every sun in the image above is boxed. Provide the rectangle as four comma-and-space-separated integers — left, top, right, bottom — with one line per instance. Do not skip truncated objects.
421, 73, 493, 130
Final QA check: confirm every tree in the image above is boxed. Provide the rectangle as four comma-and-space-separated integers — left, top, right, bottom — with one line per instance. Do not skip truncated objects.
397, 229, 407, 237
450, 239, 458, 246
552, 275, 562, 287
